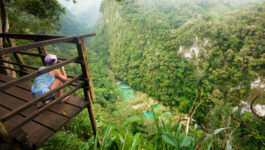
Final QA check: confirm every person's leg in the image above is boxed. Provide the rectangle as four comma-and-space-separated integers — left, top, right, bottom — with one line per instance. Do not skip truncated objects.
50, 78, 70, 102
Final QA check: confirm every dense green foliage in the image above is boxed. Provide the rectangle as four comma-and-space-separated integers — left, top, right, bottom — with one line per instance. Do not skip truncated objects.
3, 0, 264, 149
5, 0, 65, 33
88, 0, 265, 149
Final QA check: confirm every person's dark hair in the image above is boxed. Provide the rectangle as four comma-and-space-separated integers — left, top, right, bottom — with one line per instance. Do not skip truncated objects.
47, 59, 56, 66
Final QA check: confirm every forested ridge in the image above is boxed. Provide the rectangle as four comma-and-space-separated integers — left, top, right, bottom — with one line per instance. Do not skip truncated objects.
1, 0, 264, 149
88, 0, 265, 149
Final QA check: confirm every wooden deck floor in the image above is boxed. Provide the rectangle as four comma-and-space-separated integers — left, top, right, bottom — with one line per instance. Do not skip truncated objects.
0, 74, 88, 148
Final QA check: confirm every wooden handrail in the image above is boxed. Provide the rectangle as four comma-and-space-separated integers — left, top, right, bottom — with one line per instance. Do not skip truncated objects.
0, 57, 79, 92
0, 59, 87, 81
0, 75, 82, 122
10, 83, 84, 132
0, 65, 29, 75
0, 33, 100, 146
0, 33, 65, 41
18, 51, 68, 61
0, 33, 95, 55
0, 59, 39, 70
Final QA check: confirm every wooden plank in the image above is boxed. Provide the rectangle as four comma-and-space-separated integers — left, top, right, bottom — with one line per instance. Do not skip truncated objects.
0, 75, 82, 122
0, 92, 67, 131
65, 95, 88, 108
21, 122, 54, 147
4, 86, 33, 102
8, 85, 82, 132
0, 106, 9, 117
0, 57, 79, 92
0, 74, 32, 91
49, 103, 82, 118
23, 109, 68, 131
0, 92, 25, 108
0, 33, 96, 55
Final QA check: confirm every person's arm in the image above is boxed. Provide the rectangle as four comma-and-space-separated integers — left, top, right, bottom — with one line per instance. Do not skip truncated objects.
55, 66, 67, 82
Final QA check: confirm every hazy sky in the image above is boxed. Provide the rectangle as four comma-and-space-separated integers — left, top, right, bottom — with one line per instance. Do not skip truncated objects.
58, 0, 103, 27
58, 0, 102, 16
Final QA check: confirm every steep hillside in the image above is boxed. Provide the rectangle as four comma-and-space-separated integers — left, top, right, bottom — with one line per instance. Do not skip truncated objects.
89, 1, 265, 149
91, 0, 264, 111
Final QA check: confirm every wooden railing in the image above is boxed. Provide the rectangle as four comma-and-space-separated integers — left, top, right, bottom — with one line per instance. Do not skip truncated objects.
0, 33, 100, 145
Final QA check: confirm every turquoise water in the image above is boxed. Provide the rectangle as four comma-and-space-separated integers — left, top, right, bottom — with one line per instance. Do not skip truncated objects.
143, 104, 161, 119
115, 77, 166, 119
117, 83, 129, 88
116, 77, 136, 100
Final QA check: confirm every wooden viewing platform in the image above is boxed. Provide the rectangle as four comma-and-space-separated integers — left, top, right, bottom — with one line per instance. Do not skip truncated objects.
0, 33, 100, 149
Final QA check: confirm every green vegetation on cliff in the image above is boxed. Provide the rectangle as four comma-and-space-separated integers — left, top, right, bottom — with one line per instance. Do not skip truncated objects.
3, 0, 264, 149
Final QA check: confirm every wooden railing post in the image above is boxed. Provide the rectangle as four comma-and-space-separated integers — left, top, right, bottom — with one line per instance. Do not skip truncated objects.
35, 40, 48, 66
6, 38, 27, 77
75, 37, 101, 146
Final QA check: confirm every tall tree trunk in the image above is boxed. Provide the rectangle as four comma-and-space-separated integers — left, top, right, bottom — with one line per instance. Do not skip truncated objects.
0, 0, 17, 78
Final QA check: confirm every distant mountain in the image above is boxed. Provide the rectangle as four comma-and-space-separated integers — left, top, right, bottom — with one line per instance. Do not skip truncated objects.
60, 9, 90, 35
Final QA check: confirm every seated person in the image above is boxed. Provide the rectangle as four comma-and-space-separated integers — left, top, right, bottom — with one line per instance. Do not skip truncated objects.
31, 54, 69, 108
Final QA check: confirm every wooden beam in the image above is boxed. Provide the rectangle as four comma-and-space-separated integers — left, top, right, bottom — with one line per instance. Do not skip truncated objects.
9, 84, 83, 132
0, 33, 64, 41
6, 38, 27, 77
0, 59, 88, 81
75, 38, 95, 100
0, 33, 96, 55
0, 57, 79, 92
36, 46, 48, 66
17, 51, 68, 61
75, 37, 100, 146
0, 65, 29, 74
0, 33, 96, 41
0, 59, 38, 70
0, 75, 82, 122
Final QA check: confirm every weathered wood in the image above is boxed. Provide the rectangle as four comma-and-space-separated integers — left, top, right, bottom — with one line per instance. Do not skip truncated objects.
36, 45, 48, 65
49, 103, 82, 118
0, 32, 99, 148
0, 57, 79, 92
0, 121, 12, 143
0, 73, 33, 91
0, 33, 96, 41
0, 92, 67, 132
76, 37, 100, 145
0, 78, 88, 147
0, 33, 64, 41
75, 38, 95, 100
6, 38, 27, 77
0, 67, 79, 87
1, 0, 9, 33
0, 33, 96, 55
0, 59, 38, 70
0, 0, 17, 78
18, 51, 68, 61
0, 65, 29, 75
0, 75, 82, 122
9, 84, 83, 132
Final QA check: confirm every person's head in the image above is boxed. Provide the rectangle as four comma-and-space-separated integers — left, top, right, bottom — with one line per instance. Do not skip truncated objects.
44, 54, 57, 66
